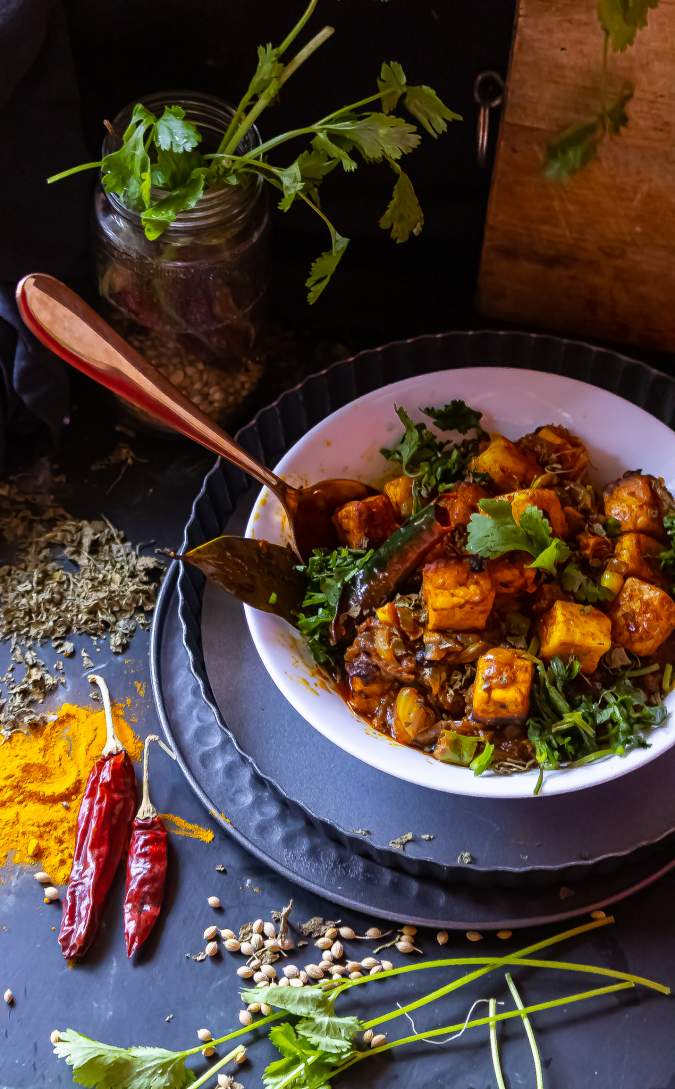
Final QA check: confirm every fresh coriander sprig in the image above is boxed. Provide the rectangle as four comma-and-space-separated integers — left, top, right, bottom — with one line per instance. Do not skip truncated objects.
466, 499, 571, 575
47, 1, 460, 303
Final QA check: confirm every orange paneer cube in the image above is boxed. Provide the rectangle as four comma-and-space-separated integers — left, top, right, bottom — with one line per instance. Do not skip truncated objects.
383, 475, 414, 519
508, 488, 568, 539
423, 558, 495, 631
613, 533, 665, 585
332, 494, 397, 549
472, 647, 534, 724
603, 473, 666, 538
538, 599, 612, 674
469, 434, 541, 491
487, 554, 537, 595
610, 577, 675, 656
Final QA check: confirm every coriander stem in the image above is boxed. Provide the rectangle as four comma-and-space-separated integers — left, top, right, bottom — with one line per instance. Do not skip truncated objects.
506, 973, 544, 1089
47, 161, 102, 183
600, 30, 610, 117
236, 126, 319, 160
489, 998, 507, 1089
183, 1011, 285, 1057
279, 26, 334, 87
316, 90, 383, 124
188, 1044, 245, 1089
338, 982, 634, 1077
277, 0, 318, 55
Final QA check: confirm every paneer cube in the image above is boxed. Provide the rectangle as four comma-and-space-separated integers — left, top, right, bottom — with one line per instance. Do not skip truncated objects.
435, 482, 488, 531
610, 577, 675, 656
487, 554, 537, 595
383, 475, 414, 519
538, 600, 612, 673
469, 434, 541, 491
518, 425, 590, 479
423, 558, 495, 631
508, 488, 568, 538
332, 494, 397, 549
472, 647, 534, 725
613, 533, 665, 584
603, 473, 667, 538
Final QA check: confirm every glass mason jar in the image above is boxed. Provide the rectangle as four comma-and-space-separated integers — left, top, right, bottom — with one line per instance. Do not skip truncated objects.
94, 91, 269, 424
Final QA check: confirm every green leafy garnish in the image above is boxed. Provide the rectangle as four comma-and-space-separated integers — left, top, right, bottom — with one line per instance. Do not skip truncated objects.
52, 1029, 196, 1089
561, 562, 613, 603
527, 657, 667, 791
598, 0, 659, 50
466, 500, 571, 575
380, 401, 485, 512
296, 546, 373, 665
48, 5, 460, 303
435, 730, 479, 766
659, 512, 675, 589
470, 740, 495, 776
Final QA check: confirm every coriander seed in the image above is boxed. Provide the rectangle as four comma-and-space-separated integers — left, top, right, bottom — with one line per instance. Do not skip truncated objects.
205, 941, 219, 957
50, 1030, 61, 1045
203, 926, 219, 941
197, 1028, 213, 1042
371, 1034, 387, 1049
339, 926, 356, 940
362, 1029, 374, 1044
221, 928, 236, 940
365, 927, 382, 939
263, 922, 277, 939
225, 938, 241, 952
207, 896, 222, 910
496, 929, 512, 940
261, 1003, 272, 1016
239, 1011, 253, 1027
34, 872, 51, 885
466, 930, 483, 942
3, 989, 14, 1005
436, 930, 449, 945
203, 1045, 216, 1058
330, 940, 344, 959
43, 886, 59, 902
237, 965, 254, 979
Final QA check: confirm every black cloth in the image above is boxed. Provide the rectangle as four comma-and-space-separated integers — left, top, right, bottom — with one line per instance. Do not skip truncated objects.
0, 0, 88, 469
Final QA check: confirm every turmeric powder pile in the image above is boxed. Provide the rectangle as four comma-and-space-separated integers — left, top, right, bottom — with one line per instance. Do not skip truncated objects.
0, 702, 142, 884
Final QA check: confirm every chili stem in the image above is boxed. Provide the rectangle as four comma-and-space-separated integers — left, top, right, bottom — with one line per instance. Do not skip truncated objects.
489, 998, 507, 1089
89, 674, 124, 756
506, 973, 544, 1089
137, 735, 158, 819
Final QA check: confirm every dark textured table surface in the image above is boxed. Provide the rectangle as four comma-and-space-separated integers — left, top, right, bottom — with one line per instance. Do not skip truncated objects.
2, 386, 675, 1089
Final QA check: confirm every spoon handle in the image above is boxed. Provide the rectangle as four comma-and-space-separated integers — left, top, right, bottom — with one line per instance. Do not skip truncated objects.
16, 273, 283, 495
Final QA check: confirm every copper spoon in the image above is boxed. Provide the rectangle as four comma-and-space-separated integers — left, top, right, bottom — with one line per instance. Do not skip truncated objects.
16, 273, 372, 561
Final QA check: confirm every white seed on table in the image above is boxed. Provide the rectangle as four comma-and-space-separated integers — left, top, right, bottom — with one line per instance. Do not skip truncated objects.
263, 922, 277, 939
3, 989, 14, 1005
349, 971, 362, 979
261, 964, 276, 980
401, 925, 417, 937
466, 931, 483, 943
395, 941, 414, 954
203, 926, 219, 941
218, 1077, 231, 1087
203, 1045, 216, 1058
221, 928, 236, 940
347, 961, 362, 973
305, 964, 324, 980
322, 950, 335, 963
339, 926, 356, 940
325, 926, 338, 940
239, 1011, 253, 1027
253, 971, 265, 983
370, 1034, 387, 1049
299, 971, 309, 983
381, 960, 393, 972
330, 941, 344, 959
365, 927, 382, 939
197, 1028, 212, 1042
250, 957, 262, 970
289, 978, 304, 988
207, 896, 221, 909
319, 960, 332, 971
252, 919, 264, 934
256, 980, 270, 989
261, 1003, 272, 1016
362, 1029, 374, 1044
205, 941, 219, 958
250, 934, 264, 951
315, 936, 332, 950
225, 938, 241, 952
247, 1002, 261, 1013
240, 941, 255, 957
369, 965, 383, 975
34, 872, 51, 885
280, 937, 294, 951
278, 976, 290, 987
50, 1030, 61, 1045
496, 929, 512, 940
590, 910, 607, 920
330, 965, 348, 976
436, 930, 449, 946
283, 964, 299, 978
237, 965, 254, 979
236, 1048, 247, 1064
264, 938, 280, 950
361, 957, 378, 969
43, 887, 60, 902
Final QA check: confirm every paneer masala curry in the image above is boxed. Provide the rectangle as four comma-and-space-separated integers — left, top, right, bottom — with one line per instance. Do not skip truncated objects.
297, 402, 675, 788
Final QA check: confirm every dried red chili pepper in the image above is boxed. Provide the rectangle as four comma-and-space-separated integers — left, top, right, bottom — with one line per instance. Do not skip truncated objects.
123, 734, 168, 957
58, 675, 137, 961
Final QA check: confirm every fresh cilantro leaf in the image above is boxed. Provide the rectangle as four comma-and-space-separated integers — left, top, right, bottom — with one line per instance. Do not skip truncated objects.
381, 406, 440, 470
470, 740, 495, 776
296, 1014, 361, 1055
240, 985, 329, 1016
659, 512, 675, 589
296, 146, 339, 202
140, 172, 206, 240
598, 0, 659, 51
101, 107, 156, 210
154, 106, 201, 153
379, 165, 424, 242
306, 233, 350, 304
250, 43, 284, 96
378, 60, 407, 112
263, 1025, 338, 1089
296, 546, 373, 664
403, 83, 462, 137
561, 562, 613, 603
423, 400, 484, 434
53, 1029, 194, 1089
544, 119, 602, 181
467, 500, 570, 573
313, 131, 357, 172
152, 147, 203, 189
277, 161, 305, 211
336, 113, 420, 161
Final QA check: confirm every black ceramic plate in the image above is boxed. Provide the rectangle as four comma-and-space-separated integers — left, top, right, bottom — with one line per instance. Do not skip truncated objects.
152, 330, 675, 924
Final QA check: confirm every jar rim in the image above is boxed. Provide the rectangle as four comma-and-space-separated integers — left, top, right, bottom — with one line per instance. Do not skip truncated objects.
102, 90, 264, 232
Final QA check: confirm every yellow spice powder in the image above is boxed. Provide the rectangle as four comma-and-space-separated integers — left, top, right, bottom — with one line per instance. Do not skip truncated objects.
0, 702, 143, 885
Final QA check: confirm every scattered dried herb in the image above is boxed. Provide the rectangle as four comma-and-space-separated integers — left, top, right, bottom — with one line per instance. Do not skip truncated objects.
300, 916, 341, 938
388, 831, 413, 850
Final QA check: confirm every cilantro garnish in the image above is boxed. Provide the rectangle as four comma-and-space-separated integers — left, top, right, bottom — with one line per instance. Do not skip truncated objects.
380, 401, 486, 512
295, 546, 373, 666
466, 499, 571, 575
48, 5, 461, 303
560, 562, 613, 604
659, 512, 675, 590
